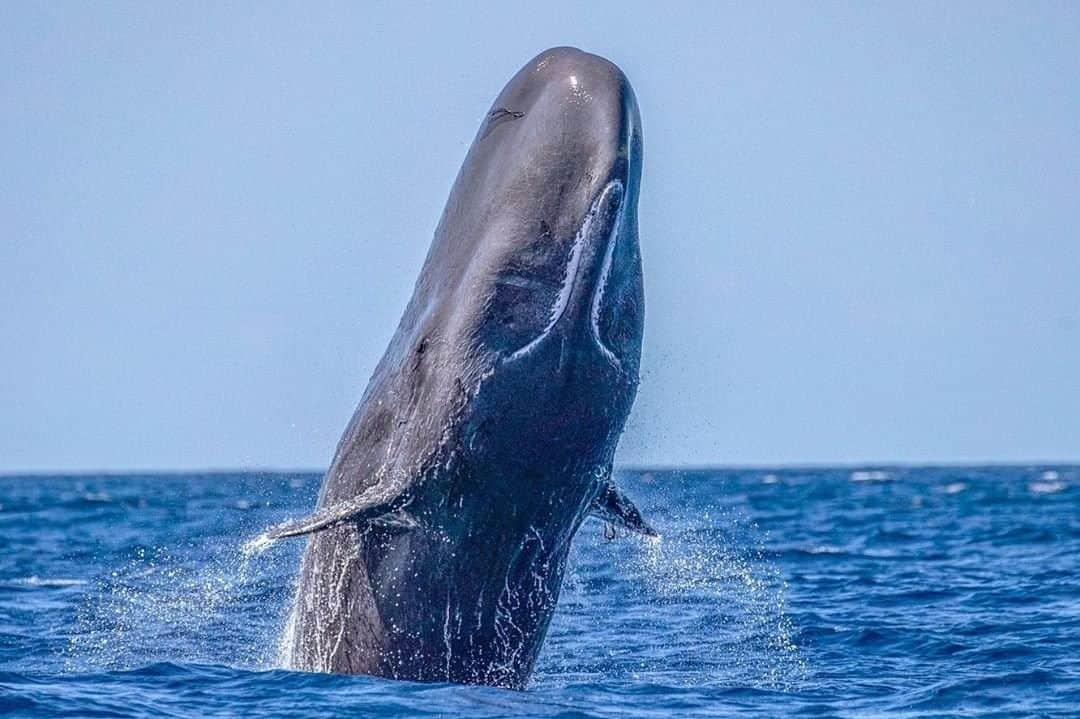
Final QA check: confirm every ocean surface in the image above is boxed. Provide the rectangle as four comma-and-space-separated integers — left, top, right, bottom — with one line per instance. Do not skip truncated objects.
0, 467, 1076, 717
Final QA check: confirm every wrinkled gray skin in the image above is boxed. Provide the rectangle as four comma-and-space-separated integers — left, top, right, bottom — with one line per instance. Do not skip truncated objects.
275, 47, 646, 689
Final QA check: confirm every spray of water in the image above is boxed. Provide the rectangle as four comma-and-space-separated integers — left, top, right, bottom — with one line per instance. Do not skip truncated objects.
64, 538, 298, 673
65, 495, 803, 691
542, 501, 806, 690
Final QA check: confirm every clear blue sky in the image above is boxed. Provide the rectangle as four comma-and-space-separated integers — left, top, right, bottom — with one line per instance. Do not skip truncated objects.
3, 3, 1078, 472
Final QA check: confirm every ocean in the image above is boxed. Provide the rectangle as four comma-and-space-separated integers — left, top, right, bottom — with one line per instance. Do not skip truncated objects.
0, 467, 1076, 717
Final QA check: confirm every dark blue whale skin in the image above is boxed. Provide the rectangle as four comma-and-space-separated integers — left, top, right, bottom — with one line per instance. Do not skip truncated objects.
270, 47, 650, 688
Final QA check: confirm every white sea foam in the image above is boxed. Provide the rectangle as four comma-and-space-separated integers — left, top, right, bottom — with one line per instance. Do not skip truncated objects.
11, 576, 87, 587
850, 470, 891, 482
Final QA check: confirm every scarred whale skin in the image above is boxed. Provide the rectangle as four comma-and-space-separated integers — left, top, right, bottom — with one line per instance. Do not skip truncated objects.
271, 47, 651, 689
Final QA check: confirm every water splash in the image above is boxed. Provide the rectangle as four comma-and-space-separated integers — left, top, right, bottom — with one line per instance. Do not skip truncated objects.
542, 503, 806, 690
241, 531, 277, 558
61, 487, 802, 690
65, 540, 296, 673
632, 509, 805, 689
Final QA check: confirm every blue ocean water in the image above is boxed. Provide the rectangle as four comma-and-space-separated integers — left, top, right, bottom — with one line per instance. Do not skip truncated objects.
0, 467, 1076, 717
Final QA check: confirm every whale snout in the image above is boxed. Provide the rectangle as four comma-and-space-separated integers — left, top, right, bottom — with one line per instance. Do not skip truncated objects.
491, 46, 640, 189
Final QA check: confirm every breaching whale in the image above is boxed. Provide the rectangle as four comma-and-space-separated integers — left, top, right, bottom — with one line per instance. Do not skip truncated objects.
267, 46, 652, 688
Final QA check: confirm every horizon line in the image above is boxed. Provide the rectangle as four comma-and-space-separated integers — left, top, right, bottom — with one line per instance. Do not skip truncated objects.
1, 458, 1078, 479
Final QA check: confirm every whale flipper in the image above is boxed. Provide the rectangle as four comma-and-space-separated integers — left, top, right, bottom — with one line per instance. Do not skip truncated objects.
590, 475, 658, 537
266, 483, 410, 540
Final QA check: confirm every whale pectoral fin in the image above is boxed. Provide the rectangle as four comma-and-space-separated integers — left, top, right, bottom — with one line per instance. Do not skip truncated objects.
265, 484, 407, 541
589, 478, 658, 538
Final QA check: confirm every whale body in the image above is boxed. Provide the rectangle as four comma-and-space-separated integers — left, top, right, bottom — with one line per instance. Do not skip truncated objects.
269, 46, 652, 688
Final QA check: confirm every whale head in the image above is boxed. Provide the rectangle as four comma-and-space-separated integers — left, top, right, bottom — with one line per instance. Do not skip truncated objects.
425, 47, 645, 465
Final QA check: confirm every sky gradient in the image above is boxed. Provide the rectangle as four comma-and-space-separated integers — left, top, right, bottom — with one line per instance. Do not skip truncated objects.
3, 3, 1078, 471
